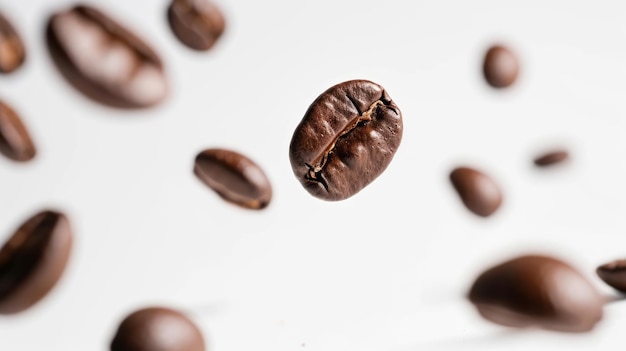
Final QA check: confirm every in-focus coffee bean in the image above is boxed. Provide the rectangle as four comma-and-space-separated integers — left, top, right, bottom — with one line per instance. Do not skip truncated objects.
449, 166, 502, 217
0, 210, 73, 314
167, 0, 226, 51
483, 45, 519, 89
0, 12, 26, 74
596, 259, 626, 293
468, 254, 604, 333
194, 148, 272, 209
0, 99, 36, 162
110, 306, 205, 351
289, 79, 403, 201
534, 149, 569, 167
46, 5, 168, 109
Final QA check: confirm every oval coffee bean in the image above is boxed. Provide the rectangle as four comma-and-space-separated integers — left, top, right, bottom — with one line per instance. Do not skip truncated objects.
167, 0, 226, 51
0, 210, 73, 314
483, 44, 519, 89
0, 99, 36, 162
468, 254, 604, 333
46, 4, 168, 109
0, 12, 26, 74
289, 80, 403, 201
110, 306, 205, 351
449, 166, 502, 217
534, 149, 569, 167
596, 259, 626, 293
194, 148, 272, 209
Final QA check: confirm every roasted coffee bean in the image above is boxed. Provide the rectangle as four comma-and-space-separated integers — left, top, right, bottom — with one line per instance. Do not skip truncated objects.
194, 148, 272, 209
449, 166, 502, 217
534, 150, 569, 167
46, 5, 168, 109
0, 210, 73, 314
0, 12, 26, 74
167, 0, 226, 51
111, 306, 205, 351
468, 254, 604, 333
289, 80, 403, 201
0, 99, 36, 162
596, 259, 626, 293
483, 45, 519, 88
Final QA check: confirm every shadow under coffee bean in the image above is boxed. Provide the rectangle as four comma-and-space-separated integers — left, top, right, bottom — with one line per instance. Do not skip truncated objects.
45, 4, 169, 109
0, 11, 26, 74
0, 210, 73, 315
289, 79, 403, 201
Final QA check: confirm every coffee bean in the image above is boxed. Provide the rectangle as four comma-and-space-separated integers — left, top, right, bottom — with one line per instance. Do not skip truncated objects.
449, 166, 502, 217
596, 259, 626, 293
534, 150, 569, 167
110, 306, 205, 351
167, 0, 226, 51
0, 99, 36, 162
289, 80, 403, 201
483, 45, 519, 88
468, 254, 604, 332
46, 5, 168, 109
194, 148, 272, 209
0, 210, 73, 314
0, 12, 26, 74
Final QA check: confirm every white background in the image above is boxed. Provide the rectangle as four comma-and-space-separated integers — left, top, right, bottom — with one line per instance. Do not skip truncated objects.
1, 0, 626, 350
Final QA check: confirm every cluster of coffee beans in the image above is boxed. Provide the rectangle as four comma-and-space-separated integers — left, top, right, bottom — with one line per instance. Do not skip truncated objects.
0, 1, 624, 350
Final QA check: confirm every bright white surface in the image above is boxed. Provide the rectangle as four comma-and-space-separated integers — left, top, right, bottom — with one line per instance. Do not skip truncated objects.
1, 0, 626, 350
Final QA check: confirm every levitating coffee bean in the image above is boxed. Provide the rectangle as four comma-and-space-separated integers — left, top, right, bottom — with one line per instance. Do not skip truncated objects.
194, 148, 272, 209
468, 254, 604, 333
110, 306, 205, 351
449, 166, 502, 217
0, 210, 73, 314
0, 12, 26, 74
46, 4, 168, 109
483, 45, 519, 88
534, 150, 569, 167
0, 99, 36, 162
289, 79, 403, 201
167, 0, 226, 51
596, 259, 626, 293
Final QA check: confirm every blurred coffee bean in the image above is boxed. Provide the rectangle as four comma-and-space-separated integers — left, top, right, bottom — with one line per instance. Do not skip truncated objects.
194, 148, 272, 209
0, 99, 36, 162
468, 254, 604, 332
167, 0, 226, 51
110, 306, 205, 351
483, 45, 519, 88
46, 4, 168, 109
0, 12, 26, 74
0, 210, 73, 314
534, 150, 569, 167
596, 259, 626, 293
449, 166, 502, 217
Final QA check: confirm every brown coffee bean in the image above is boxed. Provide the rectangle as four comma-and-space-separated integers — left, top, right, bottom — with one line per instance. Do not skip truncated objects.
596, 259, 626, 293
0, 210, 73, 314
289, 80, 403, 201
468, 254, 604, 333
46, 5, 168, 109
534, 150, 569, 167
0, 12, 26, 74
0, 100, 36, 162
110, 306, 205, 351
449, 166, 502, 217
167, 0, 226, 51
483, 45, 519, 88
194, 148, 272, 209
